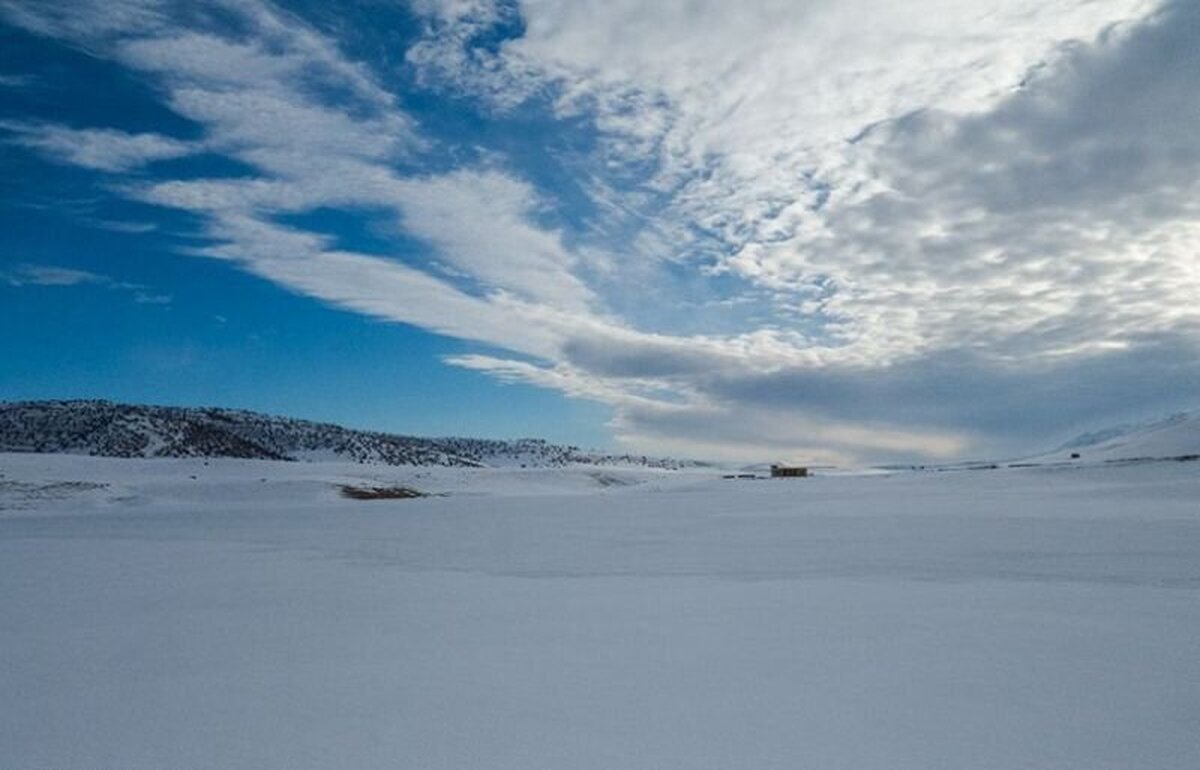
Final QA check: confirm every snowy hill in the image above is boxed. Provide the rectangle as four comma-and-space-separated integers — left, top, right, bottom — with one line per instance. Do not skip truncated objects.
1039, 411, 1200, 463
0, 400, 701, 469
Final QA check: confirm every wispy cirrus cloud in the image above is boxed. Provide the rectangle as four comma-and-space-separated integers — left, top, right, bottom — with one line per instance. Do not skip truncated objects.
3, 263, 172, 305
3, 265, 110, 287
0, 72, 36, 87
0, 120, 196, 171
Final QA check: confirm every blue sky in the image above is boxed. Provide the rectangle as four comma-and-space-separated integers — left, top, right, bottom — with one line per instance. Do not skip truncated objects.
2, 0, 1197, 463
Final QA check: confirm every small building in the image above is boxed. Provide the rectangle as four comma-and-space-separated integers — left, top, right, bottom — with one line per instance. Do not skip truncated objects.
770, 464, 809, 478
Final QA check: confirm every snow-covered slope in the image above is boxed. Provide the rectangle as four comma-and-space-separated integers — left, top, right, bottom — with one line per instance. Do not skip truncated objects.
1038, 411, 1200, 463
0, 400, 702, 469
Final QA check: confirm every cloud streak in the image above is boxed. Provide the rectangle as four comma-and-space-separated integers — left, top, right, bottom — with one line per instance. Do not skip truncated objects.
3, 264, 172, 305
0, 121, 196, 171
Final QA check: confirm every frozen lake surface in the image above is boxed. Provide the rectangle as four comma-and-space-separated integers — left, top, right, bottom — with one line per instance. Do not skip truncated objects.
2, 454, 1199, 769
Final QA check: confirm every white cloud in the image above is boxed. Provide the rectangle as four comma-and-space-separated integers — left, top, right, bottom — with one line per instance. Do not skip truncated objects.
0, 121, 195, 171
3, 263, 171, 305
3, 2, 594, 331
3, 265, 106, 287
408, 0, 1176, 362
0, 72, 35, 87
133, 291, 173, 304
0, 0, 165, 42
726, 2, 1200, 364
89, 219, 159, 234
413, 0, 1158, 237
390, 170, 595, 310
447, 351, 972, 464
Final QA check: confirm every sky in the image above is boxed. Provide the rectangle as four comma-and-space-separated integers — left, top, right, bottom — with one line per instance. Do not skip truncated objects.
1, 0, 1198, 464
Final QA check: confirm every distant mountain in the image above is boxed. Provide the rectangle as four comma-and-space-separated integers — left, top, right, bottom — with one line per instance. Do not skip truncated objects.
0, 400, 703, 470
1040, 411, 1200, 463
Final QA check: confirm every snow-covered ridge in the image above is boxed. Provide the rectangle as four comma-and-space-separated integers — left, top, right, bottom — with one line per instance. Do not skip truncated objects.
0, 400, 703, 469
1038, 410, 1200, 463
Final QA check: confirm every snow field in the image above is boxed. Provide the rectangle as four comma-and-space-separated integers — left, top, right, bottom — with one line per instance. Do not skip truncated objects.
2, 454, 1199, 769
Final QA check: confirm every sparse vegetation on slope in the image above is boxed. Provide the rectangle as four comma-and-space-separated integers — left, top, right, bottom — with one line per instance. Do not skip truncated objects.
0, 400, 704, 470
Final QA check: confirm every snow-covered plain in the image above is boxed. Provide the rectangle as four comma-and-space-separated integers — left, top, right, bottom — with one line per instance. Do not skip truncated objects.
2, 451, 1199, 769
